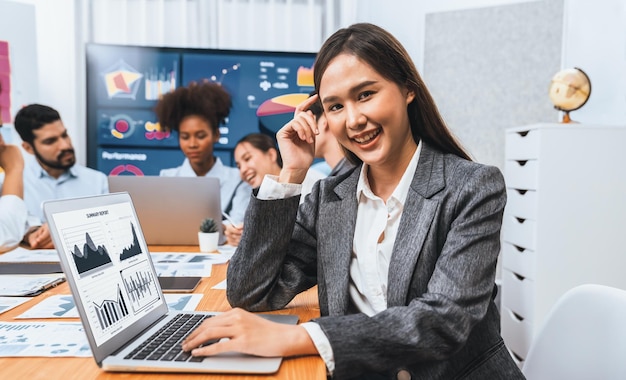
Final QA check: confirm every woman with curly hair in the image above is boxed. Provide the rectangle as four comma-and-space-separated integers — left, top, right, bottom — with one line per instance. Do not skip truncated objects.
155, 81, 251, 225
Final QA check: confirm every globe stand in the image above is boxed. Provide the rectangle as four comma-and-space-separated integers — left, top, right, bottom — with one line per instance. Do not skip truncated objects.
561, 111, 572, 124
557, 108, 580, 124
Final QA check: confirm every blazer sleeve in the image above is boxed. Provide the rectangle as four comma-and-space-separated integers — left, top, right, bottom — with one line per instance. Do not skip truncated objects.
226, 190, 320, 310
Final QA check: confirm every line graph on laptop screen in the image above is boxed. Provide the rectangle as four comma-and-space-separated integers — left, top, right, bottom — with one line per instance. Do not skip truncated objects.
50, 201, 163, 346
61, 221, 112, 276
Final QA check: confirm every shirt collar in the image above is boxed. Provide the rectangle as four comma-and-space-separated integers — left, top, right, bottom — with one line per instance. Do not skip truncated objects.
180, 157, 224, 177
67, 165, 79, 178
356, 142, 421, 205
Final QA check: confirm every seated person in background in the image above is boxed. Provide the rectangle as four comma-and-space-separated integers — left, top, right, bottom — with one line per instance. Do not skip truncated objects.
224, 132, 325, 246
308, 92, 354, 177
155, 81, 251, 227
1, 104, 109, 249
0, 129, 28, 252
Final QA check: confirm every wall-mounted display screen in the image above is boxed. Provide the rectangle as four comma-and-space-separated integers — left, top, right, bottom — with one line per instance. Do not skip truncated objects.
86, 44, 316, 176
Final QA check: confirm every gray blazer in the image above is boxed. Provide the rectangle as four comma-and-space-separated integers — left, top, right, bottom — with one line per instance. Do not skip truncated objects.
227, 143, 524, 380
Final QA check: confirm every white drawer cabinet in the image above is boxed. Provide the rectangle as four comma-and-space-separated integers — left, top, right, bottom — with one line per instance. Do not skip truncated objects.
500, 123, 626, 366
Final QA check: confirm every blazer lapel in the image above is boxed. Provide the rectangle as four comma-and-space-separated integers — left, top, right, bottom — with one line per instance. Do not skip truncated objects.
387, 144, 445, 306
318, 169, 359, 316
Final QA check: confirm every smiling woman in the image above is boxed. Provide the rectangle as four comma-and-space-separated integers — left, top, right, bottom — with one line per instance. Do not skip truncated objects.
233, 132, 325, 198
181, 23, 524, 380
223, 132, 325, 246
155, 81, 252, 226
233, 133, 282, 190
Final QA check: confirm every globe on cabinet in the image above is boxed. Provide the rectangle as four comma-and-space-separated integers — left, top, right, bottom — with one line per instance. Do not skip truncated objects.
548, 67, 591, 123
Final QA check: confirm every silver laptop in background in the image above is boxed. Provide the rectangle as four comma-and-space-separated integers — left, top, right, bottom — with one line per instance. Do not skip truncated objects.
43, 192, 298, 374
108, 176, 222, 245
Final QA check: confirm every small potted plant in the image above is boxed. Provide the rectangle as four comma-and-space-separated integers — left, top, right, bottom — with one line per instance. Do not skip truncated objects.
198, 217, 219, 252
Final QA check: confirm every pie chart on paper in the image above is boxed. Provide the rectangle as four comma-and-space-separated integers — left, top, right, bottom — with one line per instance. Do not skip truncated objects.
256, 93, 310, 134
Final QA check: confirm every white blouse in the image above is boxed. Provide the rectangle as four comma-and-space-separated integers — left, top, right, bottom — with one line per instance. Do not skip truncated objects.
0, 195, 29, 252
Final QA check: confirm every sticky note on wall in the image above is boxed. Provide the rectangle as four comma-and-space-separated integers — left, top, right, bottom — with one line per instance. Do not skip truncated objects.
0, 40, 11, 123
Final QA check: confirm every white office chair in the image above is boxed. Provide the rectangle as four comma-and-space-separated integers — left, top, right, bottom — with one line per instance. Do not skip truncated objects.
522, 284, 626, 380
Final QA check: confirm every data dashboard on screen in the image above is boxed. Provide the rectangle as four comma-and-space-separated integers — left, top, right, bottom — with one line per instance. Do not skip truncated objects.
86, 44, 316, 176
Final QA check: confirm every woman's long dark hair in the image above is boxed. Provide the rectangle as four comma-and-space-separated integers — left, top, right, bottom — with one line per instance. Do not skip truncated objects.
313, 23, 471, 164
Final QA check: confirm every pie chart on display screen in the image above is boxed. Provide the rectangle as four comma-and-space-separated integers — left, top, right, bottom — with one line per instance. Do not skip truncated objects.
256, 93, 310, 135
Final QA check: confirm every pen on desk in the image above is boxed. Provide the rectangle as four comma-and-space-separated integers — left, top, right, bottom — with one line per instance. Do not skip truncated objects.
221, 211, 240, 227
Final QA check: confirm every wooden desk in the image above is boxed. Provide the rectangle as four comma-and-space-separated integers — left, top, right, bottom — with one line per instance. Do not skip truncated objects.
0, 246, 325, 379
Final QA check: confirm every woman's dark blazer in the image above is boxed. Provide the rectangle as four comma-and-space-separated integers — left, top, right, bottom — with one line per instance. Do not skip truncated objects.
227, 142, 525, 380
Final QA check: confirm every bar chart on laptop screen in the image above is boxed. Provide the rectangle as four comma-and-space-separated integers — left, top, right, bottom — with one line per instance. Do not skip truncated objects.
76, 266, 134, 342
93, 284, 130, 330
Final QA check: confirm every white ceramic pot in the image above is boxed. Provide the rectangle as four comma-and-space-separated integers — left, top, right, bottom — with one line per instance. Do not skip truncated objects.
198, 231, 219, 252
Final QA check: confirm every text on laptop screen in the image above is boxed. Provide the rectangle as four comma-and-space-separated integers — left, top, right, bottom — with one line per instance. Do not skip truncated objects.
50, 201, 163, 347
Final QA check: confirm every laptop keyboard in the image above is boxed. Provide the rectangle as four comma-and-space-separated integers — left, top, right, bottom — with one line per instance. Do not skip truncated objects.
125, 313, 218, 362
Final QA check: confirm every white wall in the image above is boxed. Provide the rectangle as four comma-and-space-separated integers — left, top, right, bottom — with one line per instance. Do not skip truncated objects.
0, 0, 38, 144
562, 0, 626, 125
0, 0, 85, 163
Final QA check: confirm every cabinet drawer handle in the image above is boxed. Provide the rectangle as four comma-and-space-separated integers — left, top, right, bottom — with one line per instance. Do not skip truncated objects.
511, 310, 524, 322
514, 189, 527, 195
513, 244, 526, 253
515, 217, 526, 224
513, 272, 525, 281
511, 350, 524, 362
516, 131, 529, 137
515, 160, 528, 166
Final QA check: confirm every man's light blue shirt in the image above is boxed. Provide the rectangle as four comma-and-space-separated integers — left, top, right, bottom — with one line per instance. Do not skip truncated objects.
159, 157, 251, 224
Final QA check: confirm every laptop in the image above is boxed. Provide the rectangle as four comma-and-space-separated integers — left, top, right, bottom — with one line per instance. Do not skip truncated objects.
43, 192, 298, 374
108, 176, 223, 245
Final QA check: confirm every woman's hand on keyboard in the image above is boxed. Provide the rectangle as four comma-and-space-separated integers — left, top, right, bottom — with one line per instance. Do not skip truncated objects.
181, 308, 318, 358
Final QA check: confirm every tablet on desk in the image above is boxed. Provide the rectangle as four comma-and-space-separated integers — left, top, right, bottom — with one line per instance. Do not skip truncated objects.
157, 276, 201, 293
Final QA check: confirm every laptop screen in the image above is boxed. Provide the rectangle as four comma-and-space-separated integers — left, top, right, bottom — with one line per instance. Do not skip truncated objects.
107, 176, 223, 245
46, 195, 166, 348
